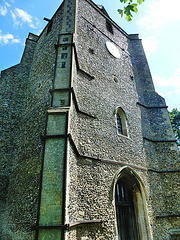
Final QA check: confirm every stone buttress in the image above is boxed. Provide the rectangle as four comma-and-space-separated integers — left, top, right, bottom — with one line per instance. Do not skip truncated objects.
36, 0, 76, 239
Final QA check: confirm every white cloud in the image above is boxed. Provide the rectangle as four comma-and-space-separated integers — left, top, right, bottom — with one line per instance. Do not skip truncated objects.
154, 72, 180, 109
0, 5, 7, 16
137, 0, 180, 30
0, 30, 20, 44
154, 75, 180, 88
165, 89, 180, 97
142, 37, 158, 56
15, 8, 33, 25
10, 10, 19, 26
11, 38, 20, 43
0, 1, 11, 16
4, 1, 11, 8
153, 65, 180, 88
174, 65, 180, 76
11, 8, 40, 28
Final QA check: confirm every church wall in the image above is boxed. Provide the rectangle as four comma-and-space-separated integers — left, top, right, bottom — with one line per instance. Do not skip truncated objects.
0, 3, 66, 239
0, 35, 38, 239
67, 0, 152, 239
66, 0, 180, 239
67, 143, 151, 239
74, 0, 146, 166
0, 0, 179, 239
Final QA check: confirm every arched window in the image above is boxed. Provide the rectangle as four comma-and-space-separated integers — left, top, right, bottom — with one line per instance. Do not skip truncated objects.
114, 168, 151, 240
115, 107, 128, 136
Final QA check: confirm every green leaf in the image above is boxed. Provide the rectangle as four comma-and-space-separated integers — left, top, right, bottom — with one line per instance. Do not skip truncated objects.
124, 6, 130, 16
124, 5, 133, 16
132, 3, 138, 13
120, 0, 132, 3
137, 0, 145, 4
126, 15, 132, 21
117, 9, 123, 17
168, 108, 180, 146
118, 0, 144, 21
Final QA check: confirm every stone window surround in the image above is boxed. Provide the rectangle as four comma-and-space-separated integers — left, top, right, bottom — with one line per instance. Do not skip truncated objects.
115, 107, 128, 137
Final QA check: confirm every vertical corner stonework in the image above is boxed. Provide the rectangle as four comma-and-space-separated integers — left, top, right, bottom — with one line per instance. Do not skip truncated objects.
36, 1, 76, 240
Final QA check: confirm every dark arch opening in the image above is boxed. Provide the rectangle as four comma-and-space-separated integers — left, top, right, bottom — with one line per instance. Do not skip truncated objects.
116, 107, 128, 136
106, 20, 113, 34
115, 177, 139, 240
113, 167, 151, 240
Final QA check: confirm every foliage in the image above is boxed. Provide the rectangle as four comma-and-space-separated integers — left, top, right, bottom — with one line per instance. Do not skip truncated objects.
168, 108, 180, 147
118, 0, 145, 21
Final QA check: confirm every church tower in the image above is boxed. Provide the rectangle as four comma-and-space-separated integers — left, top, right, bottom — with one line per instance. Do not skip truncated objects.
0, 0, 179, 239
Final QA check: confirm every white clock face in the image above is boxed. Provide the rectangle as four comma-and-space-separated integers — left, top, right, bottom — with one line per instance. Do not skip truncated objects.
105, 41, 120, 59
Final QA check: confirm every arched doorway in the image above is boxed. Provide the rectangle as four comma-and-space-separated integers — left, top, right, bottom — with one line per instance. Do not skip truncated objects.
114, 167, 151, 240
115, 178, 139, 239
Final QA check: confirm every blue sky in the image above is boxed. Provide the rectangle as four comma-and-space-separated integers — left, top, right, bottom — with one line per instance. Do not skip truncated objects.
0, 0, 179, 111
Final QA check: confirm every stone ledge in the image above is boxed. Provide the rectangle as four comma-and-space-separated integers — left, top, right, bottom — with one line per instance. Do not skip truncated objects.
47, 107, 70, 113
169, 229, 180, 235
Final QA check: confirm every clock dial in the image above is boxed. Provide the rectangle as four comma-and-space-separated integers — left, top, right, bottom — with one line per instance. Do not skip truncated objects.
105, 41, 120, 59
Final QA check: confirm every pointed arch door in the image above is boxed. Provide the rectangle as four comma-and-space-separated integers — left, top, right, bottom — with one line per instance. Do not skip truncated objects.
114, 168, 151, 240
115, 179, 139, 240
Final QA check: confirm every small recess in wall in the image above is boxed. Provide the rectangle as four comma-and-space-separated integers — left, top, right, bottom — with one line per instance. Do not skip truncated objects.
113, 76, 118, 83
89, 48, 95, 54
130, 75, 134, 80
